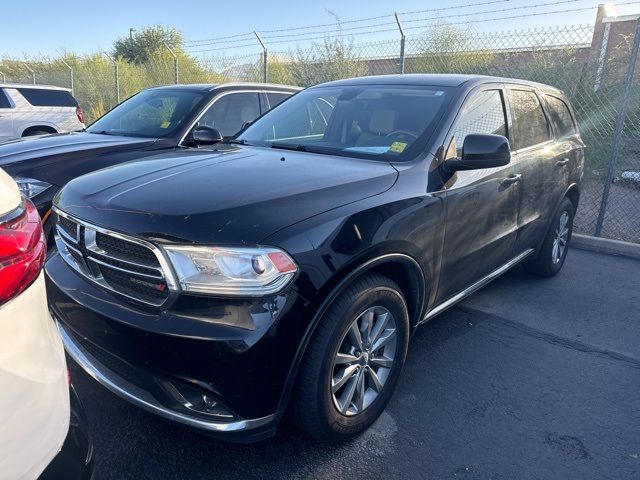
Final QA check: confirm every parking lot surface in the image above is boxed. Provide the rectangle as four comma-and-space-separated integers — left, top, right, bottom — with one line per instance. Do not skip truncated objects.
70, 248, 640, 479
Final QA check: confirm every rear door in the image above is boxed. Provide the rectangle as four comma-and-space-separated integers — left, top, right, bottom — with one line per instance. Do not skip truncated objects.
540, 93, 581, 212
437, 86, 522, 302
506, 88, 555, 251
0, 89, 13, 141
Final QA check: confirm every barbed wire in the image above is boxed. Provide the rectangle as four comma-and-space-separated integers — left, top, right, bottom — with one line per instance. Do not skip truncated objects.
186, 1, 639, 54
183, 0, 513, 46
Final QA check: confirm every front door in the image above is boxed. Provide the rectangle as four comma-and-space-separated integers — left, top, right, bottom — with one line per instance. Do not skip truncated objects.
436, 88, 522, 303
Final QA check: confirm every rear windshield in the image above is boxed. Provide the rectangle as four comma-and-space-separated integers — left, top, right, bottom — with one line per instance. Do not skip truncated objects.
17, 88, 78, 107
237, 85, 450, 161
87, 89, 207, 138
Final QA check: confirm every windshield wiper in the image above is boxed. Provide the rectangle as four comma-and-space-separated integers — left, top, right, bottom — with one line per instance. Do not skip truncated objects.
269, 143, 345, 156
87, 130, 116, 136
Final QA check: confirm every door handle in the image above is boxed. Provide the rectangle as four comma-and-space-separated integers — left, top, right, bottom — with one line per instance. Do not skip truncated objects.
501, 173, 522, 186
556, 158, 570, 166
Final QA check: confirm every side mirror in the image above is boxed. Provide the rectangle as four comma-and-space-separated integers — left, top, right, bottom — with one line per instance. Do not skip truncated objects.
444, 134, 511, 172
240, 121, 252, 131
191, 125, 223, 146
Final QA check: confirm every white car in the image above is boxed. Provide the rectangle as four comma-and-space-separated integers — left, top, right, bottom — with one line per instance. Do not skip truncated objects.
0, 84, 85, 142
0, 169, 92, 479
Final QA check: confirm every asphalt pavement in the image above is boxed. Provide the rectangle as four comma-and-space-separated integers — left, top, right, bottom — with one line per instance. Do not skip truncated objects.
69, 247, 640, 479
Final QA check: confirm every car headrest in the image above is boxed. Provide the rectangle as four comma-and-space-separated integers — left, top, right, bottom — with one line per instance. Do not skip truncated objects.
368, 109, 396, 134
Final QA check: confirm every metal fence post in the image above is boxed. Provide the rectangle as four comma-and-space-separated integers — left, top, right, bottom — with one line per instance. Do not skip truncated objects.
103, 52, 120, 104
395, 13, 406, 74
61, 59, 73, 94
254, 31, 267, 83
24, 63, 35, 84
163, 42, 179, 84
595, 19, 640, 236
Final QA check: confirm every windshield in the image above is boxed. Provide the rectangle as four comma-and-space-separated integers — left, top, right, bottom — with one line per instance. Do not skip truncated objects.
87, 89, 207, 138
237, 85, 450, 160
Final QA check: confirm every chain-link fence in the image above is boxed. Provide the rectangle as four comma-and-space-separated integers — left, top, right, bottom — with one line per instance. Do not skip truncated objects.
1, 20, 639, 244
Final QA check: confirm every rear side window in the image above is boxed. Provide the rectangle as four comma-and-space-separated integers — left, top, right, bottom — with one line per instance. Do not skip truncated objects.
544, 95, 577, 139
17, 88, 78, 107
0, 89, 10, 108
452, 90, 507, 156
509, 90, 550, 149
267, 92, 291, 108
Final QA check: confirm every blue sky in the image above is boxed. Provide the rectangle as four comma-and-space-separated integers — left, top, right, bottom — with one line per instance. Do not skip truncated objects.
1, 0, 639, 58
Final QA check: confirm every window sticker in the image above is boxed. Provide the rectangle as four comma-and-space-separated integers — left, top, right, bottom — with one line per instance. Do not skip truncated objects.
389, 142, 407, 153
160, 121, 171, 129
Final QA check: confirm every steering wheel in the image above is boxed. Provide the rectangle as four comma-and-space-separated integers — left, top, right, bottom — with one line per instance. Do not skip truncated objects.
385, 130, 418, 141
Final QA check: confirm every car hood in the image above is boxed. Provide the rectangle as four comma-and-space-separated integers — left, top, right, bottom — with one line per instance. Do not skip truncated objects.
55, 145, 399, 244
0, 132, 157, 167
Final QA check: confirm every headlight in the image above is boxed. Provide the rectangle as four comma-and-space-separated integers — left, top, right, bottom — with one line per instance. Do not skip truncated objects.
15, 177, 52, 199
163, 245, 298, 296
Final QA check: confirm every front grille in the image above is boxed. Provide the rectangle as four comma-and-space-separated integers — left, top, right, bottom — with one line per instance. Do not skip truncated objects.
99, 266, 169, 304
58, 214, 78, 240
96, 232, 159, 265
54, 210, 172, 307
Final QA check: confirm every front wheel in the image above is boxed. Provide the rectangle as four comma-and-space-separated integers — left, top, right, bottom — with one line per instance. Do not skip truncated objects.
524, 197, 575, 277
290, 274, 409, 442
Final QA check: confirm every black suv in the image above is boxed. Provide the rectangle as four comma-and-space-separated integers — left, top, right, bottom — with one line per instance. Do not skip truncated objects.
46, 74, 584, 443
0, 83, 299, 240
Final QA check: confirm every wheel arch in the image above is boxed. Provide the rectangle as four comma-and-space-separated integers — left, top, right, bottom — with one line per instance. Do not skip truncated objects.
276, 252, 426, 419
22, 125, 57, 136
536, 182, 580, 253
565, 183, 580, 213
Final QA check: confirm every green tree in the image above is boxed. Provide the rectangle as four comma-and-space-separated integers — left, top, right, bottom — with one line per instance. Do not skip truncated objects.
113, 26, 183, 65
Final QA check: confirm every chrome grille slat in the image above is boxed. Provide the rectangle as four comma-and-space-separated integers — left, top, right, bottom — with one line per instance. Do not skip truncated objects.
54, 208, 175, 307
57, 224, 79, 245
87, 256, 165, 280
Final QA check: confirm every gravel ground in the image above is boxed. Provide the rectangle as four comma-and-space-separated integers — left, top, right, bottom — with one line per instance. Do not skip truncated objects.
70, 248, 640, 480
574, 178, 640, 243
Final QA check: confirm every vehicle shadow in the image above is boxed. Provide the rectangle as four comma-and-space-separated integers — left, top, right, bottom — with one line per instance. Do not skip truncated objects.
70, 303, 478, 480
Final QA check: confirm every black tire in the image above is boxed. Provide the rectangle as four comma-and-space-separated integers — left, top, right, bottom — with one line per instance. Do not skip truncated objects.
523, 197, 575, 277
23, 130, 52, 137
290, 273, 409, 442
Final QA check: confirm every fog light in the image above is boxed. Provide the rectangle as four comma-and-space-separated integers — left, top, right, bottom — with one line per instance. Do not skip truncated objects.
163, 381, 235, 419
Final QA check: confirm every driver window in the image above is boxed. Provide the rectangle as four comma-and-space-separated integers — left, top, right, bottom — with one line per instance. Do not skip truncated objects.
198, 92, 260, 137
450, 90, 507, 157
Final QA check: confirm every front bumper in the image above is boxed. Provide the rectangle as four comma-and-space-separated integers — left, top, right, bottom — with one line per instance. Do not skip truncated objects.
56, 321, 275, 435
45, 250, 314, 442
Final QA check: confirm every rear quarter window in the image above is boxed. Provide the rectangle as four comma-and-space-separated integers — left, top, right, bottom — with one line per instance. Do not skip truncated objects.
17, 88, 78, 107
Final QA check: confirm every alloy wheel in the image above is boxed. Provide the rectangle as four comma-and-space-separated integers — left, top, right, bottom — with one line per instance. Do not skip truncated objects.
552, 211, 570, 264
330, 306, 397, 416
